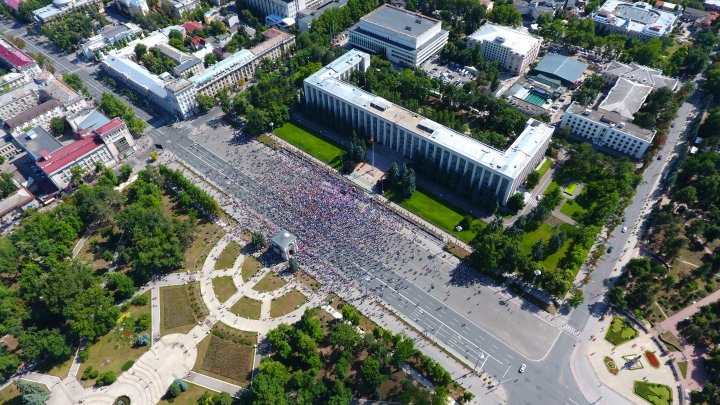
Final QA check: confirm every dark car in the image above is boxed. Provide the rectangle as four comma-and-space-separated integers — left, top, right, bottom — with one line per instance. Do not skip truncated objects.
607, 246, 614, 253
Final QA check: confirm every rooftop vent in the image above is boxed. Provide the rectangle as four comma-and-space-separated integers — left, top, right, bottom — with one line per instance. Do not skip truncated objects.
405, 26, 412, 31
582, 109, 591, 116
415, 18, 421, 23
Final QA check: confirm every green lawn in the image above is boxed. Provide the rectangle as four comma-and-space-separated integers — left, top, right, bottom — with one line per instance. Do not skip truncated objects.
677, 361, 688, 379
230, 296, 262, 320
520, 222, 575, 270
564, 182, 578, 195
158, 382, 218, 405
634, 381, 672, 405
241, 256, 262, 282
215, 241, 242, 270
387, 189, 484, 243
537, 158, 552, 177
544, 181, 560, 196
212, 276, 237, 304
605, 317, 638, 346
253, 272, 287, 292
560, 199, 587, 220
270, 290, 307, 318
274, 122, 345, 169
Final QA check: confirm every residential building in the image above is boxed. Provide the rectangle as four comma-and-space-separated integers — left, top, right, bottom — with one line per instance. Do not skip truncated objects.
591, 0, 679, 40
704, 0, 720, 11
602, 61, 679, 90
182, 21, 204, 34
560, 102, 655, 158
0, 85, 41, 122
348, 4, 448, 67
304, 50, 552, 205
467, 23, 542, 75
33, 0, 104, 24
156, 44, 204, 77
249, 27, 295, 60
0, 135, 20, 160
81, 22, 143, 59
0, 185, 36, 225
0, 38, 40, 76
115, 0, 149, 16
0, 72, 33, 92
163, 0, 201, 17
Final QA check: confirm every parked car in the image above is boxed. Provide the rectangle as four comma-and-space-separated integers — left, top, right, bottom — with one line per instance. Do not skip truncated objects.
519, 364, 526, 373
622, 226, 628, 233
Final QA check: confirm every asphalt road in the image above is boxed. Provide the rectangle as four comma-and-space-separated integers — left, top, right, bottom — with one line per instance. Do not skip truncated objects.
1, 18, 700, 404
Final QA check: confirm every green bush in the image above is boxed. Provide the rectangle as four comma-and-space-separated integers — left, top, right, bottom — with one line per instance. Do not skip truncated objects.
121, 360, 134, 371
95, 371, 116, 386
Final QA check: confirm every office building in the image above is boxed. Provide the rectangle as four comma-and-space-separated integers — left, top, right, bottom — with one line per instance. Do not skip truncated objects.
349, 4, 448, 67
243, 0, 306, 20
163, 0, 201, 17
467, 23, 542, 75
304, 50, 552, 205
560, 102, 654, 158
591, 0, 679, 40
33, 0, 104, 24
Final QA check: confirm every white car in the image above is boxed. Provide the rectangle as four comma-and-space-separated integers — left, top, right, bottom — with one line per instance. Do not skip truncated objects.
622, 226, 628, 233
519, 364, 526, 373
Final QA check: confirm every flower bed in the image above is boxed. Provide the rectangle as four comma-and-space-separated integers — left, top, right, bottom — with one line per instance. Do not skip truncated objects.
604, 356, 619, 375
645, 351, 660, 368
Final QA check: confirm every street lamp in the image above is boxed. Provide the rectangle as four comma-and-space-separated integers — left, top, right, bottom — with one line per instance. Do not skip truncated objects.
269, 122, 274, 133
364, 276, 371, 296
531, 269, 542, 287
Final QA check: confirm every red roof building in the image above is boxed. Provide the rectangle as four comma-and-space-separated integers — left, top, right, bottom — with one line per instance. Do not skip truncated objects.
92, 117, 124, 137
182, 21, 203, 34
191, 36, 206, 47
36, 135, 106, 176
0, 41, 34, 69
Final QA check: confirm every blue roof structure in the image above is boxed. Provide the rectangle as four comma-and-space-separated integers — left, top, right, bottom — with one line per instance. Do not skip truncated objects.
532, 53, 588, 85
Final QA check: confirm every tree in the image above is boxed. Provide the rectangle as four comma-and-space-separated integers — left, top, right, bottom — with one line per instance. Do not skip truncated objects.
134, 43, 148, 60
204, 53, 217, 67
0, 173, 18, 199
16, 381, 48, 405
251, 232, 267, 250
531, 240, 545, 261
107, 273, 137, 301
19, 328, 73, 365
341, 304, 361, 325
525, 171, 540, 189
66, 286, 120, 341
119, 164, 133, 182
568, 289, 583, 307
150, 151, 159, 162
359, 356, 385, 392
49, 117, 65, 135
288, 258, 299, 273
251, 360, 289, 404
609, 286, 627, 310
0, 352, 20, 380
487, 4, 522, 27
506, 193, 525, 214
401, 164, 416, 197
62, 73, 87, 94
196, 94, 214, 113
166, 380, 182, 399
95, 370, 117, 386
387, 162, 401, 188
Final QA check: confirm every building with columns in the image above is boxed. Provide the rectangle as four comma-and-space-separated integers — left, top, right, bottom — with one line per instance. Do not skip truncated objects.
304, 50, 553, 205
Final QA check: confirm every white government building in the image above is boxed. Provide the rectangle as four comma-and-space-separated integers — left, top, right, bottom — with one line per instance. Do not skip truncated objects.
348, 4, 448, 67
304, 50, 553, 204
466, 23, 542, 75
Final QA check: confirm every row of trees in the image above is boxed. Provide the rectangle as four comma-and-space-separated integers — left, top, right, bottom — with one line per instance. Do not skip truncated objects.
40, 6, 108, 52
99, 93, 148, 135
158, 165, 222, 220
386, 161, 416, 198
249, 308, 461, 403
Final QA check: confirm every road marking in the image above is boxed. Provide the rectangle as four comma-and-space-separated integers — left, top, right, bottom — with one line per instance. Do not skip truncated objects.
562, 323, 581, 337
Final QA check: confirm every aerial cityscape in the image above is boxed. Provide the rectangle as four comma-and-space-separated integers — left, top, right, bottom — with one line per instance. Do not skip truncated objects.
0, 0, 717, 403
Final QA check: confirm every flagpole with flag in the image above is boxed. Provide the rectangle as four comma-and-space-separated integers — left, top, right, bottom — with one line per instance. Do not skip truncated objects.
369, 136, 375, 173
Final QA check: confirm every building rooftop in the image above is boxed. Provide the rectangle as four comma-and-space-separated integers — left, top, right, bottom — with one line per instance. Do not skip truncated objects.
567, 101, 655, 140
4, 99, 62, 130
156, 43, 195, 64
598, 77, 653, 119
190, 49, 255, 86
360, 4, 440, 39
72, 109, 111, 134
0, 83, 38, 108
182, 21, 203, 34
36, 135, 105, 175
603, 61, 679, 90
174, 56, 203, 74
249, 28, 293, 57
532, 53, 588, 84
306, 50, 553, 180
0, 40, 34, 69
102, 55, 169, 99
0, 186, 34, 217
271, 230, 297, 248
14, 126, 64, 161
93, 117, 124, 136
467, 23, 542, 57
592, 0, 678, 37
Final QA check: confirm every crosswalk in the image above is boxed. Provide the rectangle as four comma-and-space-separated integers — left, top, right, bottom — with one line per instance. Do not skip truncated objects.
562, 323, 581, 337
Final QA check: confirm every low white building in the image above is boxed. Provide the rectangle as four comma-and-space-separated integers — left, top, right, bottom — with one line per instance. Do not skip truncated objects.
467, 23, 542, 75
349, 4, 448, 67
304, 50, 553, 204
0, 84, 40, 122
81, 23, 143, 59
115, 0, 149, 16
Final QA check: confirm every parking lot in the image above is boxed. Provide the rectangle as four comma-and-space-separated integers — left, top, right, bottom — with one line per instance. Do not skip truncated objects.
420, 55, 476, 86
